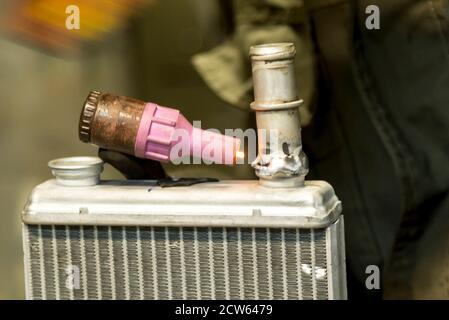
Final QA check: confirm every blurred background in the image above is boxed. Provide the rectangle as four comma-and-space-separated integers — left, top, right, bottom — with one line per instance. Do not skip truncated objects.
0, 0, 255, 299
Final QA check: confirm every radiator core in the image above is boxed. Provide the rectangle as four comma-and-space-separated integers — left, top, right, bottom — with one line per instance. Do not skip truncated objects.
23, 222, 344, 300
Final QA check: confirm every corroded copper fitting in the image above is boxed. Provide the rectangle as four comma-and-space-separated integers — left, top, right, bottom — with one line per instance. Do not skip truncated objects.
79, 91, 146, 155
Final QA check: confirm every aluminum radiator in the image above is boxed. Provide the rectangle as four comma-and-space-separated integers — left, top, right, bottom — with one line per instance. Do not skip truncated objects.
22, 179, 346, 300
22, 43, 347, 300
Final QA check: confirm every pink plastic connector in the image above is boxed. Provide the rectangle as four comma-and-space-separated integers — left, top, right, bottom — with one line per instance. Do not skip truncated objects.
134, 103, 240, 165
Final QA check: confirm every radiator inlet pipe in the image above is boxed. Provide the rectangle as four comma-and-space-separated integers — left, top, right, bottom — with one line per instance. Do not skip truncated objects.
79, 91, 240, 165
250, 43, 308, 187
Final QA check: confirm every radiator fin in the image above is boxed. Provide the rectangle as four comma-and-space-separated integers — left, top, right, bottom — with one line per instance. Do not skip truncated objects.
25, 225, 330, 300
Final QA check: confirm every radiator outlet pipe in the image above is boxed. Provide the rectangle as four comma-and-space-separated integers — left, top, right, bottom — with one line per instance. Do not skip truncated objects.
249, 43, 308, 188
79, 91, 240, 165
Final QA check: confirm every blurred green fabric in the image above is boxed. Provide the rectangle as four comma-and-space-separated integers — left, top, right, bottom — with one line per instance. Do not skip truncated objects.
192, 0, 315, 126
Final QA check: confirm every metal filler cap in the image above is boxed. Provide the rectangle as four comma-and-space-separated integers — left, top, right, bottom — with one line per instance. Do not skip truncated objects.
48, 157, 104, 186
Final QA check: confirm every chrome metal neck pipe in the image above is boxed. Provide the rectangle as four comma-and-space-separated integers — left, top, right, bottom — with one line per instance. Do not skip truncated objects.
250, 43, 308, 187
